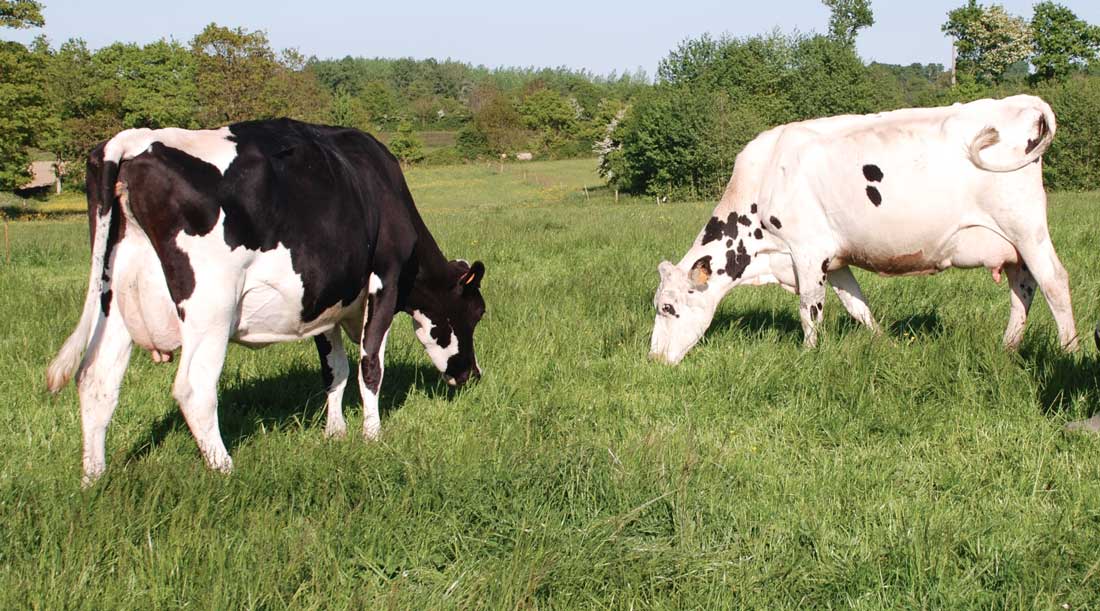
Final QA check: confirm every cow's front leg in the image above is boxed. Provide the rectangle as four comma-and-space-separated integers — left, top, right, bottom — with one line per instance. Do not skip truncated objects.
1003, 262, 1037, 350
793, 253, 829, 348
314, 327, 349, 438
827, 266, 881, 334
358, 287, 396, 441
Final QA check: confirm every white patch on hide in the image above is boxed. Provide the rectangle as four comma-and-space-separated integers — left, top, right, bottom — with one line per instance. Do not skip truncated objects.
411, 309, 459, 372
105, 126, 238, 174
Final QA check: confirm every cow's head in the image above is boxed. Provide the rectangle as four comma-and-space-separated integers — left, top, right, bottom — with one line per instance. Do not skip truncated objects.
649, 259, 720, 365
409, 260, 486, 387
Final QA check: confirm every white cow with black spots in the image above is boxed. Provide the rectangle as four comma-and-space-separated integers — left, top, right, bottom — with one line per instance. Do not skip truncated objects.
650, 95, 1077, 364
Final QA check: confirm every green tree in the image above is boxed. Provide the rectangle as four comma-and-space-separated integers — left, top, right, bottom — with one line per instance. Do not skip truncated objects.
191, 23, 281, 124
1031, 2, 1100, 83
0, 40, 52, 190
361, 81, 398, 127
329, 91, 372, 132
0, 0, 43, 28
0, 3, 51, 191
95, 40, 199, 129
386, 121, 424, 165
455, 123, 490, 158
1035, 76, 1100, 190
822, 0, 874, 46
785, 35, 876, 119
519, 88, 578, 152
943, 1, 1031, 84
469, 85, 528, 154
265, 48, 332, 123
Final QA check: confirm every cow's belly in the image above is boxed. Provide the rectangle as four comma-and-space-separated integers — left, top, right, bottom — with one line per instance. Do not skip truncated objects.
114, 238, 182, 354
838, 226, 1018, 277
233, 246, 363, 346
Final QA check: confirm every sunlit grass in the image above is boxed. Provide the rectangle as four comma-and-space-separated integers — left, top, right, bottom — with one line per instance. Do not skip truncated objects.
1, 161, 1099, 607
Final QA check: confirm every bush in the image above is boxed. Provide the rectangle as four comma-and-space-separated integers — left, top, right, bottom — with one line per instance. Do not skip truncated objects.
608, 32, 866, 198
421, 146, 465, 166
386, 121, 425, 165
455, 124, 490, 158
1039, 76, 1100, 190
608, 28, 1100, 197
605, 84, 770, 198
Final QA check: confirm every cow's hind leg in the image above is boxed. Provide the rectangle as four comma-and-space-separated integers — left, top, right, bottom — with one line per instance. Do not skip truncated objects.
1009, 230, 1077, 350
172, 304, 235, 473
315, 327, 350, 439
1003, 263, 1037, 350
827, 266, 881, 334
77, 302, 133, 485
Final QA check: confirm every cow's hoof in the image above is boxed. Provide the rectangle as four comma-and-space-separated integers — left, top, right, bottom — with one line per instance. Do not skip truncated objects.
80, 471, 103, 489
324, 426, 347, 440
363, 422, 381, 441
1065, 415, 1100, 434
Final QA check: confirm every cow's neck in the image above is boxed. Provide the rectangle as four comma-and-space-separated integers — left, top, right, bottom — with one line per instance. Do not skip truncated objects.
677, 201, 779, 299
398, 204, 454, 313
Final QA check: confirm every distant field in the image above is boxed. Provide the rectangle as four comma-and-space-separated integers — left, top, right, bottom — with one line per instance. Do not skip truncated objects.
2, 158, 1100, 607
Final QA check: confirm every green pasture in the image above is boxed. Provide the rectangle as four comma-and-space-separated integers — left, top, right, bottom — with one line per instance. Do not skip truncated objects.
2, 158, 1100, 608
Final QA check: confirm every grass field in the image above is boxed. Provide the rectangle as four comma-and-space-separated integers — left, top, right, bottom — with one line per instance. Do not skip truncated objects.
2, 158, 1100, 608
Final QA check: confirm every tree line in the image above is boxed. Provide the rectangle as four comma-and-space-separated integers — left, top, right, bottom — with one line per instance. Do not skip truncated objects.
0, 0, 646, 191
600, 0, 1100, 196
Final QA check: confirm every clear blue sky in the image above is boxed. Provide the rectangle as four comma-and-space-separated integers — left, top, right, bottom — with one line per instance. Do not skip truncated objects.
5, 1, 1100, 76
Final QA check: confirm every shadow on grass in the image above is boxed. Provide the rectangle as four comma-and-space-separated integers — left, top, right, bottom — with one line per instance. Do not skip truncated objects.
887, 310, 944, 340
1, 205, 84, 221
1019, 342, 1100, 417
125, 356, 449, 462
712, 304, 903, 342
711, 307, 802, 341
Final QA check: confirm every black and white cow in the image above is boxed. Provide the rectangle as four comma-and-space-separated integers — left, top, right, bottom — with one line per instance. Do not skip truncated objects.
46, 119, 487, 483
650, 95, 1077, 364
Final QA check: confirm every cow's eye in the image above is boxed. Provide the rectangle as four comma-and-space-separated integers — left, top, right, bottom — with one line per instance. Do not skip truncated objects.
661, 304, 678, 317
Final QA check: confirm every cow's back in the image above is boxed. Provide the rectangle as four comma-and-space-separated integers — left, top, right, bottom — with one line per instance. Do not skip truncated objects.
119, 119, 414, 324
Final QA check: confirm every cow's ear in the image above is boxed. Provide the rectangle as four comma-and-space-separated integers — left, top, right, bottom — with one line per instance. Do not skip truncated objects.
689, 256, 711, 290
658, 261, 676, 280
459, 261, 485, 290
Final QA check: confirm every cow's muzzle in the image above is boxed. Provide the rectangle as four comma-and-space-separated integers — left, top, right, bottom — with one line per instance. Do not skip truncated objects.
444, 365, 481, 388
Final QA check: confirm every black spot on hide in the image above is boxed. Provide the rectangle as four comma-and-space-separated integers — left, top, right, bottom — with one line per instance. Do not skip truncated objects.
866, 186, 882, 207
862, 164, 884, 182
314, 333, 334, 389
702, 212, 744, 245
724, 240, 751, 279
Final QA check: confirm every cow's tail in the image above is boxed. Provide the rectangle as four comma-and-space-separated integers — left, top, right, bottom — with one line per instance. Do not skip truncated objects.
46, 143, 124, 393
967, 100, 1057, 173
